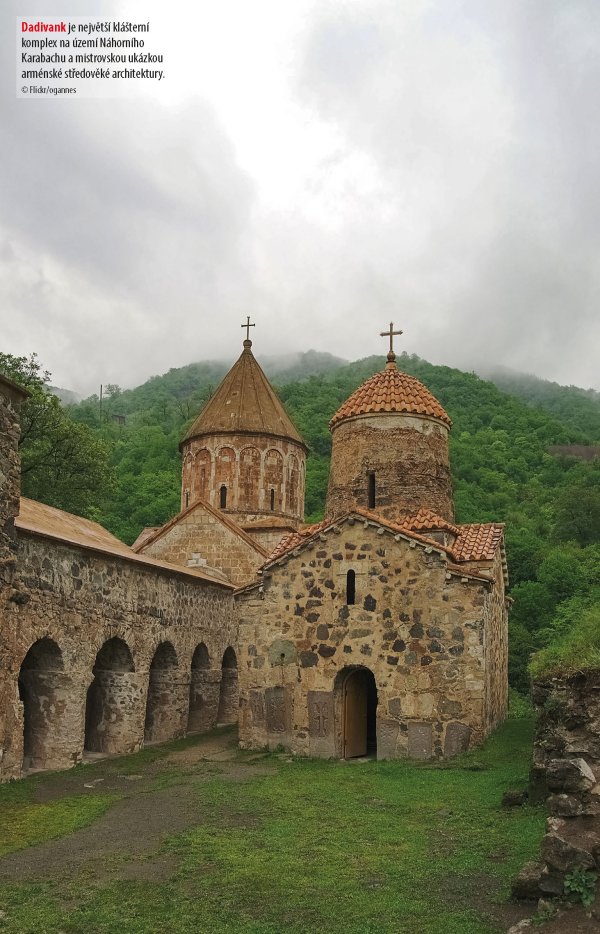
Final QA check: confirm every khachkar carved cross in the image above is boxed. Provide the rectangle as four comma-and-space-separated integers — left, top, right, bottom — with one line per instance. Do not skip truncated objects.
380, 321, 403, 354
242, 316, 256, 341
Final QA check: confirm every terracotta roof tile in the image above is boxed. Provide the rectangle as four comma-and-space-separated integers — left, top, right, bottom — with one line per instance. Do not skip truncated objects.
265, 520, 329, 563
398, 509, 460, 536
329, 359, 451, 429
451, 522, 505, 562
263, 509, 504, 573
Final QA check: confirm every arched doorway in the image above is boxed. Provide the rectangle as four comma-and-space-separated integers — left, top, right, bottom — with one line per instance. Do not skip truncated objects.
18, 638, 65, 772
187, 642, 215, 733
85, 637, 139, 755
339, 667, 378, 759
217, 647, 238, 726
144, 642, 180, 744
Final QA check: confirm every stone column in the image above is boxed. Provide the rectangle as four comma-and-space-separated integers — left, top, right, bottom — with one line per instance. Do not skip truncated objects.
144, 671, 189, 743
85, 671, 146, 755
187, 668, 221, 733
217, 668, 239, 725
19, 669, 82, 772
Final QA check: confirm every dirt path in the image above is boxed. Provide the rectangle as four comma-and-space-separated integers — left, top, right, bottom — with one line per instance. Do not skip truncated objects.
0, 728, 274, 884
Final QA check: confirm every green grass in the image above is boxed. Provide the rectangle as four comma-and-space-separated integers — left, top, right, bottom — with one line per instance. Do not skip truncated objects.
0, 720, 543, 934
530, 603, 600, 678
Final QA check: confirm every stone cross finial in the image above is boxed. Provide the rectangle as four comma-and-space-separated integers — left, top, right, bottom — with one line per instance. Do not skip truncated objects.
242, 316, 256, 342
380, 322, 403, 355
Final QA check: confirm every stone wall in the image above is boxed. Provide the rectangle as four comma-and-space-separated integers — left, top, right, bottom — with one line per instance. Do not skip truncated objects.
237, 517, 505, 759
513, 672, 600, 901
326, 414, 454, 523
181, 433, 306, 523
0, 531, 237, 780
0, 376, 27, 590
140, 502, 266, 587
483, 551, 509, 733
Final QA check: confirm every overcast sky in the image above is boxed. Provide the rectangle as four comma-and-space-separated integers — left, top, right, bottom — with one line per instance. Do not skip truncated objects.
3, 0, 599, 395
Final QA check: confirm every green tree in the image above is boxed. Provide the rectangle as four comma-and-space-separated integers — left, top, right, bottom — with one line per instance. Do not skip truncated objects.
0, 352, 114, 518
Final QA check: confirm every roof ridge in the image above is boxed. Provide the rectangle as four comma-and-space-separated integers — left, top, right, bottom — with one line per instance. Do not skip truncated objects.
133, 496, 269, 558
263, 508, 504, 568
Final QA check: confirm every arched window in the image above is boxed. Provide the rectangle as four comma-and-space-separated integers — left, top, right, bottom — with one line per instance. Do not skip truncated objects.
220, 485, 227, 509
346, 569, 356, 605
270, 488, 275, 511
368, 472, 376, 509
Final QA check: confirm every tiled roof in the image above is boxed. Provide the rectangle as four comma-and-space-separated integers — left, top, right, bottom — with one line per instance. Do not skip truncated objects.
451, 522, 505, 562
265, 520, 329, 563
329, 357, 451, 429
399, 508, 460, 536
16, 498, 233, 588
181, 340, 306, 448
263, 509, 504, 575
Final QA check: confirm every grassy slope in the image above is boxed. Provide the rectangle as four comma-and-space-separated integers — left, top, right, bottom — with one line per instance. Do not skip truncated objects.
0, 720, 542, 934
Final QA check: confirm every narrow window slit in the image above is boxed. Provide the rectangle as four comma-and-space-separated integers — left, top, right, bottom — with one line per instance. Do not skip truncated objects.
368, 472, 376, 509
346, 569, 356, 605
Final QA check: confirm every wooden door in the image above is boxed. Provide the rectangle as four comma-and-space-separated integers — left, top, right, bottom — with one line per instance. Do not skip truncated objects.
344, 671, 367, 758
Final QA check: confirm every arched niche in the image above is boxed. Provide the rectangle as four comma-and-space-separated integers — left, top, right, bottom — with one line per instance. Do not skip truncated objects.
286, 454, 300, 515
215, 447, 236, 509
187, 642, 218, 734
264, 449, 283, 513
217, 647, 238, 726
239, 446, 261, 511
18, 637, 69, 772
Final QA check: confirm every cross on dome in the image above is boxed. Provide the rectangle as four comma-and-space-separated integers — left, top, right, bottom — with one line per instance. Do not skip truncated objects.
380, 322, 403, 365
241, 316, 256, 344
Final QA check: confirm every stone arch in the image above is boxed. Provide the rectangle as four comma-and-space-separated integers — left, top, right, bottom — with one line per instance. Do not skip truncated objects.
239, 446, 261, 511
144, 641, 185, 744
264, 449, 283, 513
85, 637, 143, 756
217, 647, 238, 725
333, 666, 378, 759
187, 642, 218, 733
216, 447, 236, 509
286, 454, 300, 515
18, 637, 69, 772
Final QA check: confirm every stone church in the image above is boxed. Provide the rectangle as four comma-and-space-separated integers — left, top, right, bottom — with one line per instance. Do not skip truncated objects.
0, 324, 508, 779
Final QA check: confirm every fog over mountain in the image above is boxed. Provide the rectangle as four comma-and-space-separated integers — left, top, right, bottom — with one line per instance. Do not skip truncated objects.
2, 0, 599, 395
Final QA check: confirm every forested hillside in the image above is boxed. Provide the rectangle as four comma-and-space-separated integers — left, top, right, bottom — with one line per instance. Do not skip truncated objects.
4, 349, 599, 692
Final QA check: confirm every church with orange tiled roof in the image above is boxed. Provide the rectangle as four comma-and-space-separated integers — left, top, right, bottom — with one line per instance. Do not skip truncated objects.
232, 322, 509, 760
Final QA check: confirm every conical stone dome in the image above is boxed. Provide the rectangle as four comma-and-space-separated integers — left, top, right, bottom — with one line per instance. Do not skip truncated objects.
182, 340, 305, 446
180, 338, 307, 527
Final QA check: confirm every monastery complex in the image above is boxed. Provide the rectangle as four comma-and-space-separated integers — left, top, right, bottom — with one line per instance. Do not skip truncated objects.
0, 324, 509, 779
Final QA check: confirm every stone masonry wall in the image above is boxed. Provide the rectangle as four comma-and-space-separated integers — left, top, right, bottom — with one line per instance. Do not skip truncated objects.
483, 551, 509, 733
141, 503, 265, 587
326, 414, 454, 523
512, 672, 600, 902
0, 531, 237, 780
0, 377, 26, 590
237, 518, 502, 759
181, 433, 306, 523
